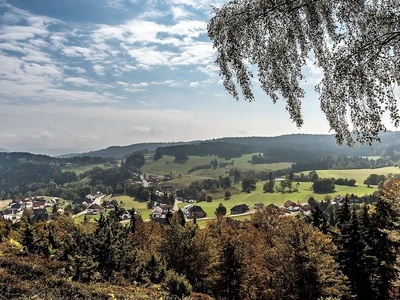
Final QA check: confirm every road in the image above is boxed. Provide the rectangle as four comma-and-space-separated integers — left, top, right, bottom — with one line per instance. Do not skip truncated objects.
72, 194, 105, 218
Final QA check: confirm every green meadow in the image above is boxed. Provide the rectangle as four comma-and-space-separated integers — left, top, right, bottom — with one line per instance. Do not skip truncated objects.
141, 154, 292, 187
113, 180, 377, 222
314, 166, 400, 185
61, 163, 113, 175
72, 155, 400, 223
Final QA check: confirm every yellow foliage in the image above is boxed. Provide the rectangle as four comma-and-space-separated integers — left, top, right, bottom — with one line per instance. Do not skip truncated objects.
9, 238, 24, 252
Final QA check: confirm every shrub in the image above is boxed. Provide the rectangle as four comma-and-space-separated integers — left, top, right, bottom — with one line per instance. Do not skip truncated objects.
165, 271, 192, 298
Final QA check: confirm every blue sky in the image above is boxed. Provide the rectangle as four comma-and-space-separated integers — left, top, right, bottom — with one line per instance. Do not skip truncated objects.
0, 0, 333, 155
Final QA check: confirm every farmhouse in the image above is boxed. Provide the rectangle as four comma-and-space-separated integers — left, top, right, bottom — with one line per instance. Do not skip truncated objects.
254, 203, 264, 209
88, 203, 101, 214
230, 204, 249, 215
119, 210, 132, 220
150, 204, 173, 224
185, 205, 207, 219
265, 203, 286, 216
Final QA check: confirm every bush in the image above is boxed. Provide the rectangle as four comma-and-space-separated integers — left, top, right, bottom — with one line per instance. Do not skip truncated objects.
165, 271, 192, 298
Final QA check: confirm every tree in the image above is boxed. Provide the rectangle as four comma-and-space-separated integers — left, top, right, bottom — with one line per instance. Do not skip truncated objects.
208, 1, 400, 145
364, 174, 386, 187
153, 149, 162, 161
174, 150, 189, 163
313, 178, 335, 193
215, 203, 227, 217
241, 177, 256, 192
123, 152, 145, 170
335, 208, 375, 299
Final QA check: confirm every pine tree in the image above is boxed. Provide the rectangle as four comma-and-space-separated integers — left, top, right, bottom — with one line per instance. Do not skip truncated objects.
177, 208, 186, 226
129, 209, 136, 233
218, 238, 242, 300
368, 199, 399, 299
336, 208, 375, 299
310, 206, 328, 234
336, 197, 351, 229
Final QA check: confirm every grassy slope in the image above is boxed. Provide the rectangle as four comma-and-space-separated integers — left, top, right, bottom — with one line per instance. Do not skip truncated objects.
127, 159, 400, 221
62, 154, 399, 222
314, 166, 400, 185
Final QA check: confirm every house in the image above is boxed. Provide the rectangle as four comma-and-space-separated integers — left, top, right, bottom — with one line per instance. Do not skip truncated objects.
119, 210, 132, 220
72, 198, 90, 206
283, 200, 300, 213
265, 203, 286, 216
32, 199, 46, 209
283, 200, 297, 208
158, 204, 173, 214
301, 203, 312, 213
8, 202, 22, 212
21, 201, 33, 209
148, 175, 159, 183
1, 209, 16, 221
186, 205, 206, 219
87, 203, 101, 214
254, 203, 264, 209
230, 204, 250, 215
151, 206, 164, 219
150, 204, 173, 224
132, 173, 141, 182
31, 209, 50, 222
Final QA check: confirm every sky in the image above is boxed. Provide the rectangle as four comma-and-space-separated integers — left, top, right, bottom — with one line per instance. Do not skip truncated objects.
0, 0, 336, 156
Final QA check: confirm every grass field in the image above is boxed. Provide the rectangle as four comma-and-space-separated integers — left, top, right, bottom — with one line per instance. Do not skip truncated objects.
111, 178, 378, 222
141, 154, 292, 188
177, 180, 376, 220
0, 199, 12, 210
313, 166, 400, 185
104, 195, 152, 219
64, 155, 399, 224
61, 163, 113, 175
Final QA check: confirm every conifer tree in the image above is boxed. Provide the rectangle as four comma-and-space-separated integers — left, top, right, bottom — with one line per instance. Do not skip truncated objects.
336, 208, 375, 299
368, 199, 399, 299
336, 197, 351, 229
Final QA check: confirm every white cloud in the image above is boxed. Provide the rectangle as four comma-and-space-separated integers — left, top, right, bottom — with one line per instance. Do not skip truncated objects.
62, 46, 93, 58
93, 64, 106, 75
127, 47, 174, 67
64, 77, 95, 86
171, 6, 190, 20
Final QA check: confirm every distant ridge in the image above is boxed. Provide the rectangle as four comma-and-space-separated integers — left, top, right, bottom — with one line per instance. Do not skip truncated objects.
58, 141, 201, 159
0, 148, 8, 152
56, 132, 400, 160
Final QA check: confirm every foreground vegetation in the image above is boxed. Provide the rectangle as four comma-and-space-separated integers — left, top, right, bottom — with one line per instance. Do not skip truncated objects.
1, 179, 400, 299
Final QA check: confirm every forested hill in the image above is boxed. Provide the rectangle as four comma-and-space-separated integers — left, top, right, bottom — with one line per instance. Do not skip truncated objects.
60, 141, 200, 159
3, 132, 400, 161
64, 132, 400, 161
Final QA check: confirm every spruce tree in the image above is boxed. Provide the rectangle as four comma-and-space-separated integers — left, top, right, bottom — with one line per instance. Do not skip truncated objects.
368, 199, 399, 299
336, 208, 375, 299
336, 197, 351, 229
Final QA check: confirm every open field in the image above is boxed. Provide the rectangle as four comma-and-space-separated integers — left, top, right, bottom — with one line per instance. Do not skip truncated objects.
178, 181, 376, 219
64, 156, 398, 223
111, 179, 377, 222
312, 166, 400, 185
142, 154, 292, 187
0, 199, 12, 210
61, 163, 113, 175
106, 195, 152, 220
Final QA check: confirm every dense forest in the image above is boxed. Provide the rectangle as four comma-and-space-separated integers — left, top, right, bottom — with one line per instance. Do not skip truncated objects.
0, 179, 399, 299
